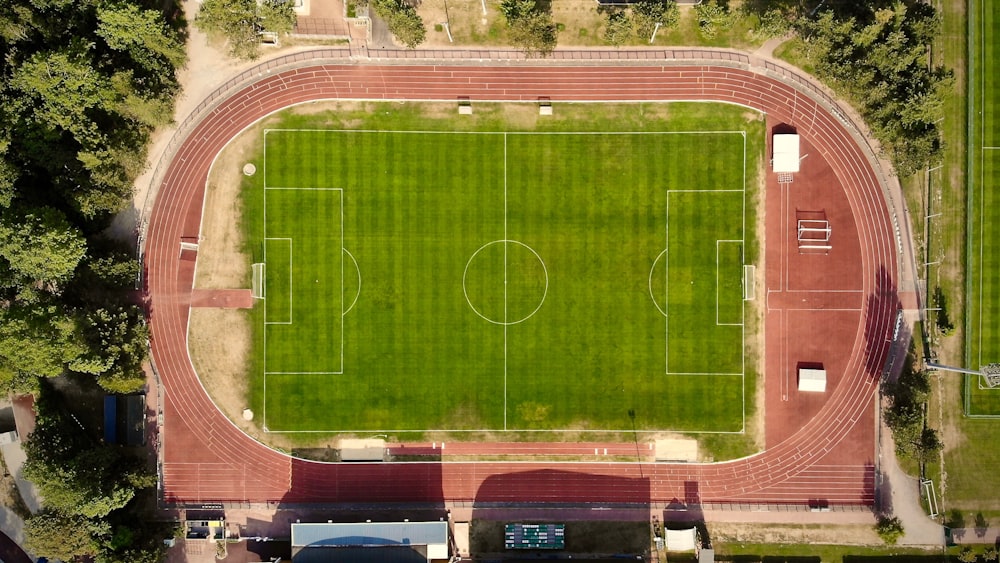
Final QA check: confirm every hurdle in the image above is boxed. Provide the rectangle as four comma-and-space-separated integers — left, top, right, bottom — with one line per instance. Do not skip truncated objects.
797, 219, 831, 254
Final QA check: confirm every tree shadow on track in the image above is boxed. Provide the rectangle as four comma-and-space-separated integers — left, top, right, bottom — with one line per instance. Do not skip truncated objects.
863, 265, 903, 383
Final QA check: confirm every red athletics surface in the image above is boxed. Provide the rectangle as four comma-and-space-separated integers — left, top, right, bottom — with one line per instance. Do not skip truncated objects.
146, 65, 898, 506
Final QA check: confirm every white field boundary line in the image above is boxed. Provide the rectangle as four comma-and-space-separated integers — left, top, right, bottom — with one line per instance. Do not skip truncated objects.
264, 187, 343, 190
263, 128, 750, 136
263, 237, 293, 325
741, 130, 747, 435
263, 427, 749, 434
967, 0, 982, 414
261, 129, 750, 434
979, 0, 986, 375
716, 239, 744, 327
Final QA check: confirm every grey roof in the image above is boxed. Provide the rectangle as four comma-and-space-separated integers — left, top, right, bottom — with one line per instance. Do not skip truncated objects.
291, 522, 448, 549
293, 546, 428, 563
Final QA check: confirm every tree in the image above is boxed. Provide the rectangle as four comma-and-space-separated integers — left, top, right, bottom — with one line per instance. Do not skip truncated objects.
601, 8, 631, 46
24, 440, 136, 519
25, 511, 109, 561
0, 207, 87, 285
0, 302, 88, 380
258, 0, 298, 35
84, 306, 149, 393
746, 7, 791, 40
917, 427, 943, 462
196, 0, 265, 60
500, 0, 556, 56
96, 2, 186, 74
632, 0, 678, 41
196, 0, 297, 59
874, 515, 904, 545
694, 0, 732, 38
370, 0, 426, 48
797, 2, 949, 176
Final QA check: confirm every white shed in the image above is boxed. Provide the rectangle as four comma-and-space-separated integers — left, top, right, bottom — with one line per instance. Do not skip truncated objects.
798, 368, 827, 393
664, 528, 697, 552
773, 134, 801, 172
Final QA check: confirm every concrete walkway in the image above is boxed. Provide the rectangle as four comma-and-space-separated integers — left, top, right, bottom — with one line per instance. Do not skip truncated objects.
878, 421, 946, 546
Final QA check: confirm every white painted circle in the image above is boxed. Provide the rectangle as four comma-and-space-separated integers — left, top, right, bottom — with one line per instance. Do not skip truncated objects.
648, 249, 668, 317
243, 163, 257, 176
463, 240, 548, 325
242, 408, 254, 421
343, 248, 361, 316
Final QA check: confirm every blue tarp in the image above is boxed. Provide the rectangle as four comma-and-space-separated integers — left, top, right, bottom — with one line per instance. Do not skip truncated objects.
103, 396, 117, 444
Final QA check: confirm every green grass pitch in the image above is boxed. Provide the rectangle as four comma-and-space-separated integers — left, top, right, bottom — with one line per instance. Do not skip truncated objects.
242, 106, 759, 434
966, 0, 1000, 416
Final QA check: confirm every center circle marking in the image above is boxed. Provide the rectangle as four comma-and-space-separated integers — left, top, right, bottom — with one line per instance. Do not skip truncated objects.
463, 240, 548, 325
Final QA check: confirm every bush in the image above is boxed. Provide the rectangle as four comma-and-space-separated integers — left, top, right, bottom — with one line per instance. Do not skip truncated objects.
875, 515, 904, 545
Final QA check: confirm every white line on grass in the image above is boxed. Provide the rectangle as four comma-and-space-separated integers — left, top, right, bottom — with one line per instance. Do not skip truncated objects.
262, 136, 268, 427
262, 237, 292, 325
265, 428, 748, 434
664, 193, 670, 374
669, 189, 745, 193
266, 371, 344, 375
979, 0, 987, 373
342, 248, 361, 315
504, 132, 508, 432
716, 239, 744, 327
264, 187, 343, 190
341, 189, 345, 373
263, 128, 750, 136
741, 131, 747, 432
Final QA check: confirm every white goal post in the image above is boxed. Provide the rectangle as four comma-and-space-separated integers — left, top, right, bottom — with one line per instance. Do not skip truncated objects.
251, 263, 265, 299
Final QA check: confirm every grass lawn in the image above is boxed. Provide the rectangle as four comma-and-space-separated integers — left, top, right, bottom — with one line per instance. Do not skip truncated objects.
965, 0, 1000, 417
237, 102, 762, 436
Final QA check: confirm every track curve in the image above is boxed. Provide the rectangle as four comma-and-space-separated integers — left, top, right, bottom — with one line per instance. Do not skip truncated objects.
147, 62, 897, 505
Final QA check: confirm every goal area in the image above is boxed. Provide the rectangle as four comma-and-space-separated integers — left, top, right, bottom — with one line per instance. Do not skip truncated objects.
251, 263, 265, 299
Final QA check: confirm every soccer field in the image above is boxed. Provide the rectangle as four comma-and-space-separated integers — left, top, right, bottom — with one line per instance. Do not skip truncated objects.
966, 0, 1000, 416
243, 107, 759, 434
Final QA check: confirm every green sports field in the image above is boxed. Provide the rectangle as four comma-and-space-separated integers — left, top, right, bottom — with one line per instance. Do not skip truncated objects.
242, 104, 761, 434
966, 0, 1000, 416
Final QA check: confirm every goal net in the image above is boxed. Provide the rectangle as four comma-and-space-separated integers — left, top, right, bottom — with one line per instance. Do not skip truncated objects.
251, 263, 265, 299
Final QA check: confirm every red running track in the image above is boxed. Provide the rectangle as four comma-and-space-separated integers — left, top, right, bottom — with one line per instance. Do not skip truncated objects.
146, 64, 897, 506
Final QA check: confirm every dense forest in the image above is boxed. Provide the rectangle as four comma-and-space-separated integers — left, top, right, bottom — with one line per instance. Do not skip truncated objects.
0, 0, 185, 560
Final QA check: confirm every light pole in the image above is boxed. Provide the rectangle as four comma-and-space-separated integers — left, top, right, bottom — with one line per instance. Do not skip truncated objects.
649, 22, 662, 44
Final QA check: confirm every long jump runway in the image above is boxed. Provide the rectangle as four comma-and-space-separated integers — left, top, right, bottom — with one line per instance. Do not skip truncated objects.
146, 59, 898, 506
